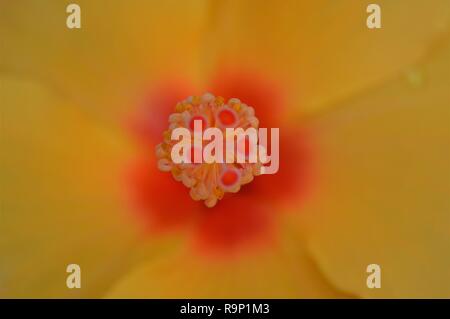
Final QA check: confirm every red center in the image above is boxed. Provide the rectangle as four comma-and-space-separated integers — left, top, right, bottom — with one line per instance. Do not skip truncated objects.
221, 170, 239, 187
218, 109, 236, 126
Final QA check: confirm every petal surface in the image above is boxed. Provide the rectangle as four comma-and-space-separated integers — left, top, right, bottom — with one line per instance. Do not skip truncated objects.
205, 0, 450, 114
300, 37, 450, 298
0, 77, 139, 297
0, 0, 209, 122
105, 227, 351, 298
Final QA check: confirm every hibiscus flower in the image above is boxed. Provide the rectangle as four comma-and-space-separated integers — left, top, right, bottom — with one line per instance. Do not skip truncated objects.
1, 0, 449, 298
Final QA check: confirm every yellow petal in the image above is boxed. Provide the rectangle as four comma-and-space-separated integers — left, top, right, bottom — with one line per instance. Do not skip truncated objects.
298, 37, 450, 297
105, 226, 352, 298
205, 0, 450, 114
0, 76, 139, 297
0, 0, 209, 121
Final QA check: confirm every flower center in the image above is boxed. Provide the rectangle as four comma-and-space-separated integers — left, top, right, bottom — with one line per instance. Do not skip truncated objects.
156, 93, 263, 207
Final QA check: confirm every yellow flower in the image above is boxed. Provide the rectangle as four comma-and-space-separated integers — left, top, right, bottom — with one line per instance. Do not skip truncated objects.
1, 0, 449, 298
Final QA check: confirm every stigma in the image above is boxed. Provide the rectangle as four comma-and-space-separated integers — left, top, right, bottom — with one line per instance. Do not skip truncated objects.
155, 93, 263, 207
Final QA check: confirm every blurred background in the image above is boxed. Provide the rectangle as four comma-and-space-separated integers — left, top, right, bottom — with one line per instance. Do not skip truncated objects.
0, 0, 449, 298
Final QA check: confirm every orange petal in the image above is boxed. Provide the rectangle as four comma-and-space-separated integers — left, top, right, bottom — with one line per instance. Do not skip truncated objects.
105, 229, 352, 298
0, 76, 139, 297
0, 0, 209, 123
300, 39, 450, 298
205, 0, 450, 115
